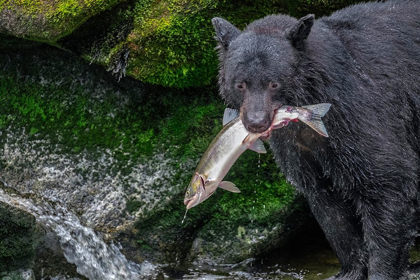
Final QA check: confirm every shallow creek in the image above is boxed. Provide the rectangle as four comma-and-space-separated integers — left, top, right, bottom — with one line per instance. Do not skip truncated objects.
0, 183, 339, 280
162, 229, 340, 279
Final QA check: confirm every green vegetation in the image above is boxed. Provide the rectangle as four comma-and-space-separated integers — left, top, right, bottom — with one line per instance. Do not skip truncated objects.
127, 0, 287, 87
0, 0, 122, 41
0, 73, 224, 163
0, 0, 370, 86
0, 52, 298, 263
122, 0, 369, 87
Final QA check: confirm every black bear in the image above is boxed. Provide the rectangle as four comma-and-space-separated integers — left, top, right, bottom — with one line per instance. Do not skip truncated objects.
212, 1, 420, 279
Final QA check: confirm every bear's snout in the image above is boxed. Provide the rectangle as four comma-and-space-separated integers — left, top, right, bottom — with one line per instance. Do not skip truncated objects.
243, 111, 271, 133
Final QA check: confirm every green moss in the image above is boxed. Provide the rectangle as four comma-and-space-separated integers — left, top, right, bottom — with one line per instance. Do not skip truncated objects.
1, 0, 370, 86
0, 0, 123, 42
0, 64, 227, 164
126, 199, 143, 213
127, 0, 285, 87
216, 151, 296, 225
132, 137, 298, 262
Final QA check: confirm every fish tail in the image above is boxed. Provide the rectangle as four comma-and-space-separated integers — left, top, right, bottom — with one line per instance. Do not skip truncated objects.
300, 103, 331, 137
301, 103, 331, 118
301, 117, 329, 137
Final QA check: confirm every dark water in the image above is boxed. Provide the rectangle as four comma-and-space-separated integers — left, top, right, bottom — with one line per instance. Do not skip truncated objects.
161, 225, 340, 279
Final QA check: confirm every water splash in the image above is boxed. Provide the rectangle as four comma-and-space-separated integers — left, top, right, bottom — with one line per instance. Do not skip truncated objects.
182, 208, 188, 224
0, 184, 156, 280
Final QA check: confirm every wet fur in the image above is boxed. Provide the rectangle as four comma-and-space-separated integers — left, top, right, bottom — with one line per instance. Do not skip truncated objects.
213, 1, 420, 279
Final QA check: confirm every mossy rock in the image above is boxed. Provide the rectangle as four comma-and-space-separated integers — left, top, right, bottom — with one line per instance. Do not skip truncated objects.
124, 0, 286, 87
59, 0, 371, 87
0, 202, 36, 272
129, 148, 312, 264
0, 46, 311, 267
0, 0, 123, 42
1, 0, 369, 87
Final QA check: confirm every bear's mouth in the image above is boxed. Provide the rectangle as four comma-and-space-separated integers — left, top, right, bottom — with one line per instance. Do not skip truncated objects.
259, 130, 271, 141
258, 106, 284, 141
258, 108, 278, 141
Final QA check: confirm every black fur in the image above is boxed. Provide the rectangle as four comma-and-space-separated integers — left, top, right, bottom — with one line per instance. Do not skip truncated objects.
212, 1, 420, 279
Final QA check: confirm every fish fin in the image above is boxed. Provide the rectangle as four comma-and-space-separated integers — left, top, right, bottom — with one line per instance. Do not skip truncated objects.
218, 181, 241, 193
242, 134, 266, 153
249, 139, 267, 153
301, 117, 329, 137
300, 103, 331, 137
301, 103, 331, 118
222, 108, 239, 126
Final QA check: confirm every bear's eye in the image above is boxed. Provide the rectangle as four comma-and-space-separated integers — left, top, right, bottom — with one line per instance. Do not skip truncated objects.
236, 82, 246, 90
269, 82, 279, 89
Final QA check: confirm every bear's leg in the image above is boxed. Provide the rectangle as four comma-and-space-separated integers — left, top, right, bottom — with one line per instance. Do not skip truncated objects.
359, 183, 417, 280
304, 187, 367, 280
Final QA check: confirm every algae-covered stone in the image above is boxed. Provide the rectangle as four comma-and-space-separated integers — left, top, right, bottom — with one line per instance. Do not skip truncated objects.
0, 0, 366, 87
83, 0, 362, 87
0, 202, 36, 272
185, 152, 312, 264
124, 0, 286, 87
0, 0, 123, 42
0, 45, 310, 267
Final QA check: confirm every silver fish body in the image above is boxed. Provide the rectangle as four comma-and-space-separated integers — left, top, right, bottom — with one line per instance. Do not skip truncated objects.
183, 117, 265, 209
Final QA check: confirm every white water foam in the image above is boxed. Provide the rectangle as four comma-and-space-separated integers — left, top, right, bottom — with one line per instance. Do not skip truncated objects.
0, 185, 156, 280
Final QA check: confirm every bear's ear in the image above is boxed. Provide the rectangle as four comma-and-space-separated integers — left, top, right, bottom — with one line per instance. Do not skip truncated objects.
286, 14, 315, 49
212, 17, 241, 51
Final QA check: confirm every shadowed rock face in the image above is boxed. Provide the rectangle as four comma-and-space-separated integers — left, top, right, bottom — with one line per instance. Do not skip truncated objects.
0, 201, 37, 272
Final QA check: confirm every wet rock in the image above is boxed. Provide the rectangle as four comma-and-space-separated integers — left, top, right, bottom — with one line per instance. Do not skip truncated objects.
1, 269, 34, 280
0, 46, 310, 272
0, 0, 353, 88
0, 0, 122, 42
0, 202, 37, 271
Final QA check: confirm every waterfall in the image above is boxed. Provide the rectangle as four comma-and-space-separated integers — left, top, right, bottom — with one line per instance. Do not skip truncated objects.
0, 184, 157, 280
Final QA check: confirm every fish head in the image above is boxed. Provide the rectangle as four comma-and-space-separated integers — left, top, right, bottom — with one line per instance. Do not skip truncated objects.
184, 172, 206, 209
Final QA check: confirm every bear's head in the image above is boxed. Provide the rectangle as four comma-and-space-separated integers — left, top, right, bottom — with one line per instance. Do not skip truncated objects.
212, 15, 315, 133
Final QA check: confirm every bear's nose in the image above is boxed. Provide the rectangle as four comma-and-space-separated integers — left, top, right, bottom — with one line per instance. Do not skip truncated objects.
244, 111, 270, 133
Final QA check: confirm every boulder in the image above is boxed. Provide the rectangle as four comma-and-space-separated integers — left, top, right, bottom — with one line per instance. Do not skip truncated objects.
0, 0, 359, 87
0, 46, 310, 271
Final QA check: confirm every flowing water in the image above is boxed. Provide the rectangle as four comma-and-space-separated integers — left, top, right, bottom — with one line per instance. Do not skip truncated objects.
0, 180, 339, 280
0, 183, 156, 280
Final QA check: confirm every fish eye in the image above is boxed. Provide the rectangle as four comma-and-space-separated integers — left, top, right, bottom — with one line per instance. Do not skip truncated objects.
286, 106, 293, 113
186, 190, 190, 196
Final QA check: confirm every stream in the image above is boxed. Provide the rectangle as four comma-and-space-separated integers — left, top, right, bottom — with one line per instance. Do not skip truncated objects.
0, 181, 339, 280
